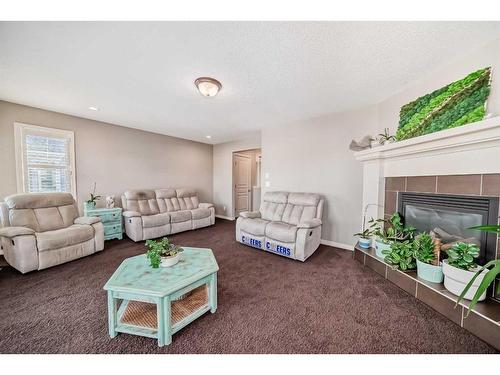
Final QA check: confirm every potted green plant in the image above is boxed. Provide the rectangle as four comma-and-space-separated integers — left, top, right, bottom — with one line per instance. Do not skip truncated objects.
382, 240, 416, 271
377, 128, 396, 145
442, 242, 486, 301
354, 229, 372, 249
369, 212, 414, 258
146, 237, 184, 268
414, 232, 443, 283
85, 182, 101, 211
456, 222, 500, 315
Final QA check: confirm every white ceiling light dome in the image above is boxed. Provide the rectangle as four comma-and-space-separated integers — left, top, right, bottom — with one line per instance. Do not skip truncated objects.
195, 77, 222, 97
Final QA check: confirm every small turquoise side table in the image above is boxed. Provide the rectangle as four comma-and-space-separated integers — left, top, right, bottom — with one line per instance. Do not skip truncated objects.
84, 207, 123, 241
103, 247, 219, 347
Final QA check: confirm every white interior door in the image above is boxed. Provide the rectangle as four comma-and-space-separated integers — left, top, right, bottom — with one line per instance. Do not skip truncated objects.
234, 153, 252, 217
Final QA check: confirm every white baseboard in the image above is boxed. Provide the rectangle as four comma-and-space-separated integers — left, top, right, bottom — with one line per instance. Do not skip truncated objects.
215, 214, 235, 221
320, 239, 354, 251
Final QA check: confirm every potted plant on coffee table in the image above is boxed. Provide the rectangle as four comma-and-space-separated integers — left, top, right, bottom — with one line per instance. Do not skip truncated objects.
414, 232, 443, 283
146, 237, 184, 268
442, 242, 487, 301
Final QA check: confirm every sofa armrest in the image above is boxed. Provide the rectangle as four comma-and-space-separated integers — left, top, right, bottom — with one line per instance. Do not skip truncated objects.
0, 226, 35, 239
74, 216, 101, 225
123, 210, 142, 218
297, 218, 322, 229
239, 211, 261, 219
198, 203, 214, 209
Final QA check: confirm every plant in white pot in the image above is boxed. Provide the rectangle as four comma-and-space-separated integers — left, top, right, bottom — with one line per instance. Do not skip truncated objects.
443, 242, 486, 301
383, 240, 416, 271
414, 232, 443, 283
369, 212, 415, 258
354, 228, 372, 249
146, 237, 184, 268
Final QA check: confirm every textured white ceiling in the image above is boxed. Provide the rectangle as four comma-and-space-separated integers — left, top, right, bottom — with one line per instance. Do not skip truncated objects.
1, 22, 500, 144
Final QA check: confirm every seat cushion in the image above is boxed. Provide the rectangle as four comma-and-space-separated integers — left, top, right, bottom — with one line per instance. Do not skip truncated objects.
191, 208, 211, 220
170, 210, 191, 223
240, 217, 270, 236
141, 213, 170, 228
265, 221, 298, 243
36, 225, 94, 252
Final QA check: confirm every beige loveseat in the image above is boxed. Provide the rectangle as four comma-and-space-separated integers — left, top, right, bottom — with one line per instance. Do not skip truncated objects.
121, 188, 215, 241
236, 191, 324, 261
0, 193, 104, 273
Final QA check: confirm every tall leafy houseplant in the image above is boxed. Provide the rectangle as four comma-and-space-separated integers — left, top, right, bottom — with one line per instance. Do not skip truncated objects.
414, 233, 443, 283
369, 212, 415, 258
456, 222, 500, 315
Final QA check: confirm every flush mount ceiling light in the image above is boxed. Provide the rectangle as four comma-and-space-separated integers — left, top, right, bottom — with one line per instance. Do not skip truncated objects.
206, 135, 212, 139
195, 77, 222, 97
88, 106, 99, 111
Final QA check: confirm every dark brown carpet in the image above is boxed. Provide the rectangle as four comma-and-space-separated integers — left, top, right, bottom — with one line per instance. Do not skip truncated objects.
0, 219, 497, 354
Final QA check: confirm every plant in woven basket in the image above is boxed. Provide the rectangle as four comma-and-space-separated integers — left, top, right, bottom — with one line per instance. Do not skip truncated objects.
414, 232, 436, 265
383, 240, 417, 271
146, 237, 184, 268
446, 242, 479, 271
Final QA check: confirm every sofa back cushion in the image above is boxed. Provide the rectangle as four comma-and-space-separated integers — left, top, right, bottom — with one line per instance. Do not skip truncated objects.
122, 190, 159, 215
281, 192, 322, 225
155, 188, 199, 213
260, 191, 288, 221
4, 193, 78, 232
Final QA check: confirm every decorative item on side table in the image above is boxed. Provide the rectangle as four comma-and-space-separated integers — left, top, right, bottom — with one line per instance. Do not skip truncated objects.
84, 206, 123, 241
146, 237, 184, 268
105, 195, 115, 208
442, 242, 486, 301
84, 182, 101, 211
103, 247, 219, 347
414, 232, 443, 283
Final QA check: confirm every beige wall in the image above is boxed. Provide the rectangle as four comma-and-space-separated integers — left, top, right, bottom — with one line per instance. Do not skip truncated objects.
261, 106, 379, 249
0, 101, 213, 211
212, 135, 261, 218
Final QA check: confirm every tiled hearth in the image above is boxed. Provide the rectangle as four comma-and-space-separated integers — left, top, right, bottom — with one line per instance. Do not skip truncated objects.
384, 174, 500, 260
354, 245, 500, 350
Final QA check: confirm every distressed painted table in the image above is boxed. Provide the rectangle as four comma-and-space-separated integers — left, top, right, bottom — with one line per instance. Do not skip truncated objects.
103, 247, 218, 347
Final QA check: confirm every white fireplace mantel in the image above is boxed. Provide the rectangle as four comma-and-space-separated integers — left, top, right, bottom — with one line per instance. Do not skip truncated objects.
354, 116, 500, 221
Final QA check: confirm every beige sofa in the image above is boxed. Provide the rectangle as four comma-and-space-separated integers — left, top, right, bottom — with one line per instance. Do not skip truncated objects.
0, 193, 104, 273
121, 188, 215, 241
236, 191, 324, 261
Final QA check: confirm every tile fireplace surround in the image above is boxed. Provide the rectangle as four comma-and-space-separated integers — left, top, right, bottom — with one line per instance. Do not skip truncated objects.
354, 116, 500, 350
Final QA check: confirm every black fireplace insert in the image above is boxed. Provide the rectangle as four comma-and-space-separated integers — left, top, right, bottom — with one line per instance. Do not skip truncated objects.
398, 192, 499, 265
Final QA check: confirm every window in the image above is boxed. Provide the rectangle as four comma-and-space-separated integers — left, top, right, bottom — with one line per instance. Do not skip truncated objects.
14, 123, 76, 197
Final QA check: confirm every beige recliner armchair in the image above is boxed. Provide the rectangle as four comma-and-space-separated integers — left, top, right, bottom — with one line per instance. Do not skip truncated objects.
236, 191, 324, 261
0, 193, 104, 273
121, 188, 215, 241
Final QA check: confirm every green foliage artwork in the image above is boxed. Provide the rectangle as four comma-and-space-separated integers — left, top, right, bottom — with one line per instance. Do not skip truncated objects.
396, 67, 491, 141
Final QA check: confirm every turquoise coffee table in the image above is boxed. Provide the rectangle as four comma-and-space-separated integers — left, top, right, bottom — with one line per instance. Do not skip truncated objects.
103, 247, 218, 347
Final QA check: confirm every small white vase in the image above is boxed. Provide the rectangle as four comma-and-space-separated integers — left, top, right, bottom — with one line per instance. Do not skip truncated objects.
160, 253, 180, 268
442, 259, 487, 301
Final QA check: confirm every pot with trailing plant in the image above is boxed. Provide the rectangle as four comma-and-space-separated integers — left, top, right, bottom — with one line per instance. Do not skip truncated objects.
369, 212, 415, 258
382, 240, 416, 271
414, 232, 443, 283
85, 182, 101, 211
442, 242, 487, 301
146, 237, 184, 268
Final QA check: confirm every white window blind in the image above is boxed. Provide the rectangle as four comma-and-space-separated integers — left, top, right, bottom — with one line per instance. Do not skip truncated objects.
14, 123, 76, 196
